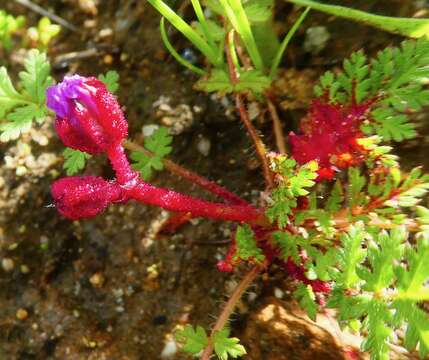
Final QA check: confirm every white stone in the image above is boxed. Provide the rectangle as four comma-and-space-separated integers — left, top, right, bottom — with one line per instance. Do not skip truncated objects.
142, 124, 160, 137
274, 287, 284, 299
197, 137, 211, 156
161, 339, 177, 358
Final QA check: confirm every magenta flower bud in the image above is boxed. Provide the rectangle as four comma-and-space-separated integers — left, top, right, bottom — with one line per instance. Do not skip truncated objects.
46, 75, 128, 154
51, 176, 123, 220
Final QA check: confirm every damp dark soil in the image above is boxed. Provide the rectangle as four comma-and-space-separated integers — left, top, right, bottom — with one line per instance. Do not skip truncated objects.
0, 1, 427, 359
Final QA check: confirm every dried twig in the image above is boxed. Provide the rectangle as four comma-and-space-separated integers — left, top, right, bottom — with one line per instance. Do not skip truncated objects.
267, 97, 287, 154
14, 0, 79, 32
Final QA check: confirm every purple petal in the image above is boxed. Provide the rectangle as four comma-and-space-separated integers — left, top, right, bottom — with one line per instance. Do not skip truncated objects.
46, 75, 96, 118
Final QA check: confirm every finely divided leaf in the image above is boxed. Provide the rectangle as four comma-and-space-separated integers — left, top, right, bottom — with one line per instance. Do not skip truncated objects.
335, 223, 366, 288
293, 283, 318, 321
176, 325, 208, 355
361, 300, 392, 360
213, 328, 246, 360
0, 106, 34, 141
234, 224, 265, 263
0, 50, 53, 141
20, 49, 53, 105
131, 127, 172, 180
98, 70, 119, 93
0, 67, 24, 116
359, 227, 405, 292
63, 148, 91, 176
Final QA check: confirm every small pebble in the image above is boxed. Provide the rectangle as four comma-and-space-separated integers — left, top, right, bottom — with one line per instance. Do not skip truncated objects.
89, 272, 105, 288
103, 54, 114, 65
20, 265, 30, 274
304, 26, 330, 54
142, 124, 159, 137
248, 292, 258, 302
274, 287, 284, 299
161, 338, 177, 358
197, 137, 211, 156
99, 28, 113, 38
16, 166, 27, 176
16, 308, 28, 320
8, 243, 18, 250
2, 258, 14, 272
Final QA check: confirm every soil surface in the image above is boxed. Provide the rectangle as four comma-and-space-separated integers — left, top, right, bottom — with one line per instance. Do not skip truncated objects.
0, 1, 428, 359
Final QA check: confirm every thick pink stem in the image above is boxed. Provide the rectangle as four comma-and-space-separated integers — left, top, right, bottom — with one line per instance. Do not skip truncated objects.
105, 143, 266, 225
106, 143, 139, 185
126, 181, 265, 224
123, 140, 249, 206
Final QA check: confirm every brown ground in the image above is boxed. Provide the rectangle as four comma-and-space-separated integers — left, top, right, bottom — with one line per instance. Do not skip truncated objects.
0, 1, 427, 359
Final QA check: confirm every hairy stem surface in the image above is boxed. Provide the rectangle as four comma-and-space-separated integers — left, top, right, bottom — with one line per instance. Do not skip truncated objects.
224, 33, 274, 189
200, 266, 261, 360
123, 140, 250, 206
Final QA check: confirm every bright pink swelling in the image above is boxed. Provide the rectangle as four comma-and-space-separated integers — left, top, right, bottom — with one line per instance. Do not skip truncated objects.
48, 75, 263, 225
47, 76, 127, 154
289, 100, 369, 179
51, 176, 123, 220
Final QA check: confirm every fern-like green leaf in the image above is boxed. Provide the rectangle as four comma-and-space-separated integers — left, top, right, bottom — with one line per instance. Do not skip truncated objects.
63, 148, 91, 176
234, 224, 265, 263
213, 328, 246, 360
131, 127, 172, 180
176, 325, 208, 355
0, 50, 53, 141
98, 70, 119, 93
293, 283, 318, 321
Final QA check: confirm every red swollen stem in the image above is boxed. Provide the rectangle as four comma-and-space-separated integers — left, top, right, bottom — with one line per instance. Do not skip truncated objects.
123, 139, 250, 206
107, 143, 267, 225
127, 181, 266, 225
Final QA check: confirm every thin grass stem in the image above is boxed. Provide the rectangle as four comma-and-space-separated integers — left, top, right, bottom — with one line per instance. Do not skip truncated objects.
270, 7, 310, 79
147, 0, 220, 66
160, 18, 206, 75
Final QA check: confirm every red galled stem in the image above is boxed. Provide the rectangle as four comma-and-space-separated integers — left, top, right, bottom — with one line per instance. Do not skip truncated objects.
127, 181, 266, 225
106, 143, 139, 185
47, 75, 267, 225
106, 143, 266, 224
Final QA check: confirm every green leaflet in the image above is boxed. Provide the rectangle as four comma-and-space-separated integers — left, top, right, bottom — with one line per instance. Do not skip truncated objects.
195, 69, 271, 95
176, 325, 208, 355
63, 148, 91, 176
0, 50, 53, 141
213, 328, 246, 360
266, 158, 318, 228
335, 223, 367, 288
98, 70, 119, 93
293, 283, 318, 320
358, 227, 405, 292
131, 127, 172, 180
234, 224, 265, 264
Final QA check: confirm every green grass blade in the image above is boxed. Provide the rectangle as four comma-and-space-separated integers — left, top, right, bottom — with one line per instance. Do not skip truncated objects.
147, 0, 220, 66
160, 18, 206, 75
218, 0, 264, 70
270, 7, 310, 79
190, 0, 217, 51
227, 30, 241, 72
285, 0, 429, 38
